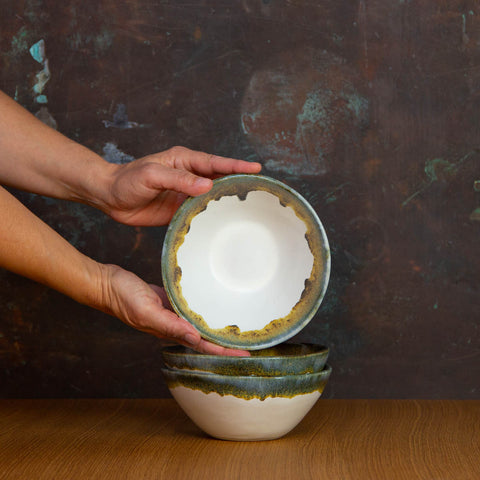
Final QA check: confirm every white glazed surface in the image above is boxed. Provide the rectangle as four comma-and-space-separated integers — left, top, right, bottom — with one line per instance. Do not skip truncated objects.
177, 190, 314, 332
169, 386, 321, 441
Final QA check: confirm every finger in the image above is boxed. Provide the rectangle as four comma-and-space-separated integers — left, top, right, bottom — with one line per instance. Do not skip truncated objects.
144, 163, 213, 197
175, 149, 262, 178
153, 332, 250, 356
144, 306, 202, 346
192, 338, 251, 357
159, 335, 251, 357
142, 282, 251, 356
209, 155, 262, 176
143, 303, 250, 356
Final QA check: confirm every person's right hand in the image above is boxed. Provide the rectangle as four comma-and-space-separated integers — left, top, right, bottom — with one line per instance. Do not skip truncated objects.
97, 264, 250, 356
99, 146, 261, 226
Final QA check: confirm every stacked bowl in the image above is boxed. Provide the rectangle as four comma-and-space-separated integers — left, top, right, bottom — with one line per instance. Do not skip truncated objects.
161, 175, 332, 441
161, 344, 331, 441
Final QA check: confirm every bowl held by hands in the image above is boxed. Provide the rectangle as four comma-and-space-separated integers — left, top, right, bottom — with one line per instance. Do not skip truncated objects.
162, 174, 330, 350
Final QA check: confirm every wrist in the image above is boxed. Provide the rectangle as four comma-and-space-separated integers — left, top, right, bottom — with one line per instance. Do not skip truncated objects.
62, 140, 119, 212
84, 262, 121, 316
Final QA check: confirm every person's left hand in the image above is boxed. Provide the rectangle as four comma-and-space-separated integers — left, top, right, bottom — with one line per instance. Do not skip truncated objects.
98, 264, 250, 356
101, 146, 261, 226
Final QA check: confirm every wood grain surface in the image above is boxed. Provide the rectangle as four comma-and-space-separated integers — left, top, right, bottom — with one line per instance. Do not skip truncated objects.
0, 399, 478, 479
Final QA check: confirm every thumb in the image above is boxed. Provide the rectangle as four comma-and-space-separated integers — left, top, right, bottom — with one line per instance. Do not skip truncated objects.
144, 164, 213, 197
150, 307, 202, 346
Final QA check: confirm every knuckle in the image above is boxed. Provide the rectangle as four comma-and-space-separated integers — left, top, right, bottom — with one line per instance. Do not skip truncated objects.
133, 307, 154, 331
141, 163, 160, 185
159, 312, 184, 338
142, 162, 157, 175
178, 170, 197, 188
168, 145, 188, 157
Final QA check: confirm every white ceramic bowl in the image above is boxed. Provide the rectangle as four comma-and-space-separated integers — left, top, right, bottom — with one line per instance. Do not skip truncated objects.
162, 174, 330, 350
161, 365, 332, 441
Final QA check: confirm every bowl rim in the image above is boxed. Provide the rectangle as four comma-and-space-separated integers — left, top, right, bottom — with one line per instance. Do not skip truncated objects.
161, 364, 332, 400
161, 363, 332, 381
160, 342, 329, 361
161, 174, 331, 350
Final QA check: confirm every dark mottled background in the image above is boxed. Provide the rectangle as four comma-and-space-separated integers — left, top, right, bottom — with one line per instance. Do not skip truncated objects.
0, 0, 479, 399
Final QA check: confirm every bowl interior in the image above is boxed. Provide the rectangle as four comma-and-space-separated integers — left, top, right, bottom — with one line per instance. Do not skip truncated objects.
178, 190, 312, 329
162, 175, 330, 349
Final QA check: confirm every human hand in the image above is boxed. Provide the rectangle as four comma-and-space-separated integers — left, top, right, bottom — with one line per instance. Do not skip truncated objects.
101, 146, 261, 226
98, 264, 249, 356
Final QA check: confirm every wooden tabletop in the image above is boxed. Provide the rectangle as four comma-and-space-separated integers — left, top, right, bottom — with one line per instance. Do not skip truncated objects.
0, 399, 478, 479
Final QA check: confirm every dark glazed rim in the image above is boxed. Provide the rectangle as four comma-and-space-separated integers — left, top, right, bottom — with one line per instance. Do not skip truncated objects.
161, 174, 331, 350
161, 343, 329, 360
161, 364, 333, 400
161, 343, 330, 376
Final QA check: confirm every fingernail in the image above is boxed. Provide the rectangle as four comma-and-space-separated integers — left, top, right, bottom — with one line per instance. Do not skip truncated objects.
184, 333, 199, 346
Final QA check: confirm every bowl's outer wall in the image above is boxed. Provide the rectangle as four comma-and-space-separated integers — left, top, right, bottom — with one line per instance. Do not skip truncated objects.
161, 365, 332, 400
161, 344, 329, 376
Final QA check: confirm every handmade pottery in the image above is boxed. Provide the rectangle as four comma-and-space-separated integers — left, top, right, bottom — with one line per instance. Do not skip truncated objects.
162, 174, 330, 350
161, 365, 332, 441
161, 343, 329, 376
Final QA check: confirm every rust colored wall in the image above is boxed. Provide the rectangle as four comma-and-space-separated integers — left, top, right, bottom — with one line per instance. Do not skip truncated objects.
0, 0, 479, 398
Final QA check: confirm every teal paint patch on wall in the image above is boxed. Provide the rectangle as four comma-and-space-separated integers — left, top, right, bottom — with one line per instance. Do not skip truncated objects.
67, 29, 115, 57
9, 27, 30, 58
29, 39, 45, 64
402, 152, 478, 207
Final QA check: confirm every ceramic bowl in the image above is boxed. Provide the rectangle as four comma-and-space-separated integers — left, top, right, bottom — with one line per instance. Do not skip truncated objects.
161, 343, 329, 376
162, 174, 330, 350
161, 365, 331, 441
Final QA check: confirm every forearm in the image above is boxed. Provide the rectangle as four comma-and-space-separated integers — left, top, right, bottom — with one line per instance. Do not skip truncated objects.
0, 185, 105, 309
0, 90, 114, 209
0, 178, 251, 356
